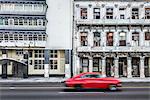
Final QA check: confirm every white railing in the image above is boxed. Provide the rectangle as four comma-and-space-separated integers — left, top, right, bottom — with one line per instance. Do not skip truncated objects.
76, 19, 149, 25
0, 25, 46, 30
77, 46, 150, 52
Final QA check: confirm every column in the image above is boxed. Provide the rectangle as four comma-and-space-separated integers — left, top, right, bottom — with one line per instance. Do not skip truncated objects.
88, 30, 93, 47
127, 31, 132, 47
88, 5, 93, 20
140, 56, 145, 78
114, 31, 119, 47
89, 57, 93, 72
44, 49, 49, 78
65, 50, 71, 78
140, 31, 144, 47
114, 57, 119, 78
101, 57, 106, 77
74, 54, 80, 75
127, 57, 132, 78
101, 31, 106, 47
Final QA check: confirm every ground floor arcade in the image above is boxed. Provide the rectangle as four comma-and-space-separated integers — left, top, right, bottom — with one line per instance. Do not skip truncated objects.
74, 52, 150, 78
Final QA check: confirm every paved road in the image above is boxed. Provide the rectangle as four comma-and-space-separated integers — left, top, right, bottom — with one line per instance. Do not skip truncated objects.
0, 86, 150, 100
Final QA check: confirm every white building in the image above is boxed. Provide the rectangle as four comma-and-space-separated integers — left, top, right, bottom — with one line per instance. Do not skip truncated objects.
0, 0, 73, 78
73, 0, 150, 78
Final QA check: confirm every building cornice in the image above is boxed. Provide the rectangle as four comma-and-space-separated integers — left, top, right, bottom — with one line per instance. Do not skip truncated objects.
0, 0, 46, 4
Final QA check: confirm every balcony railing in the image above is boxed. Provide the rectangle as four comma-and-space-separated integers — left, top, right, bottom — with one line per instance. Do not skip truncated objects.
0, 25, 46, 30
76, 19, 150, 25
0, 11, 46, 15
77, 46, 150, 52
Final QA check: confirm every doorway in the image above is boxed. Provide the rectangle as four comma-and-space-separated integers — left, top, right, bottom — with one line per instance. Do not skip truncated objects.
119, 57, 127, 77
12, 62, 24, 78
132, 57, 140, 77
106, 57, 114, 77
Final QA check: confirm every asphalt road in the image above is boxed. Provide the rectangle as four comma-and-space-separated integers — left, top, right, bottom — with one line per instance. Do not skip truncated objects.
0, 83, 150, 100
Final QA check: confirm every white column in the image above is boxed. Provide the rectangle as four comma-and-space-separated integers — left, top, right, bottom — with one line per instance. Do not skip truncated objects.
140, 31, 144, 47
44, 50, 49, 78
89, 57, 93, 72
101, 31, 106, 47
127, 31, 132, 47
127, 57, 132, 78
114, 57, 119, 78
88, 30, 93, 47
114, 31, 119, 47
44, 64, 49, 78
102, 57, 106, 77
75, 54, 80, 75
140, 56, 145, 78
88, 6, 93, 20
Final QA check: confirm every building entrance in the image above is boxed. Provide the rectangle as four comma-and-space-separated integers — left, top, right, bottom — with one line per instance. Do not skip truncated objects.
132, 57, 140, 77
106, 57, 114, 77
119, 58, 127, 77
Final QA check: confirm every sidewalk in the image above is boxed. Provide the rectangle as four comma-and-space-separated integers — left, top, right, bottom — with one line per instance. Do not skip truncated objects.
0, 77, 150, 83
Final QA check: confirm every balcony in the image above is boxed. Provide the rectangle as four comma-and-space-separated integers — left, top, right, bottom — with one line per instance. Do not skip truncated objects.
77, 46, 150, 52
76, 19, 150, 25
0, 11, 46, 15
0, 41, 46, 48
0, 25, 46, 30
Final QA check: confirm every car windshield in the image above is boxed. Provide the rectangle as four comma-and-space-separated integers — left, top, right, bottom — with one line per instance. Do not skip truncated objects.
81, 74, 102, 78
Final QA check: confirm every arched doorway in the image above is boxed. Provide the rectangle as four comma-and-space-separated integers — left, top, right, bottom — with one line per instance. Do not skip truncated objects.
1, 59, 28, 78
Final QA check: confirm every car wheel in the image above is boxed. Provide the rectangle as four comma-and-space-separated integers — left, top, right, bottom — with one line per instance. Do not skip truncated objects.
74, 84, 82, 90
109, 85, 117, 91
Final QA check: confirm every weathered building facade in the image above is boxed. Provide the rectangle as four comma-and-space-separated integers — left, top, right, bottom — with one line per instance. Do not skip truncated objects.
73, 0, 150, 78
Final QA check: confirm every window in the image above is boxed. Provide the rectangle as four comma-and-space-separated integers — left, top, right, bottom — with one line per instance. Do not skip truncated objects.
38, 35, 42, 41
14, 34, 18, 40
9, 34, 13, 41
81, 74, 101, 78
93, 58, 100, 72
19, 34, 23, 40
29, 34, 32, 41
0, 18, 3, 25
119, 32, 126, 46
80, 32, 88, 46
0, 33, 3, 41
43, 34, 47, 41
4, 19, 8, 25
24, 19, 28, 25
29, 19, 32, 26
132, 32, 139, 41
50, 60, 58, 70
38, 19, 42, 26
93, 32, 100, 47
4, 34, 8, 41
34, 50, 44, 58
24, 34, 28, 40
33, 34, 38, 41
119, 7, 126, 11
16, 50, 23, 55
14, 19, 18, 25
145, 32, 150, 40
80, 8, 87, 19
106, 8, 113, 19
34, 60, 44, 70
33, 19, 37, 26
132, 8, 139, 19
19, 19, 23, 25
145, 8, 150, 19
82, 58, 89, 67
93, 8, 100, 19
120, 15, 125, 19
107, 32, 113, 46
50, 50, 58, 58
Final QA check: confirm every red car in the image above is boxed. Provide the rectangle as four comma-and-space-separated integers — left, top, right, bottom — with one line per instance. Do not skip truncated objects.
64, 72, 122, 91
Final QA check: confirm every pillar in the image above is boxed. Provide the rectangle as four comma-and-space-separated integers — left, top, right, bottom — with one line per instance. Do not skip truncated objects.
140, 56, 145, 78
101, 57, 106, 77
114, 57, 119, 78
140, 31, 144, 47
65, 50, 71, 78
127, 57, 132, 78
88, 30, 93, 47
44, 49, 49, 78
89, 57, 93, 72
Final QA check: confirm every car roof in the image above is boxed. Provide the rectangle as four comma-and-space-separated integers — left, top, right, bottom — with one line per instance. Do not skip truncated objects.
73, 72, 101, 78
